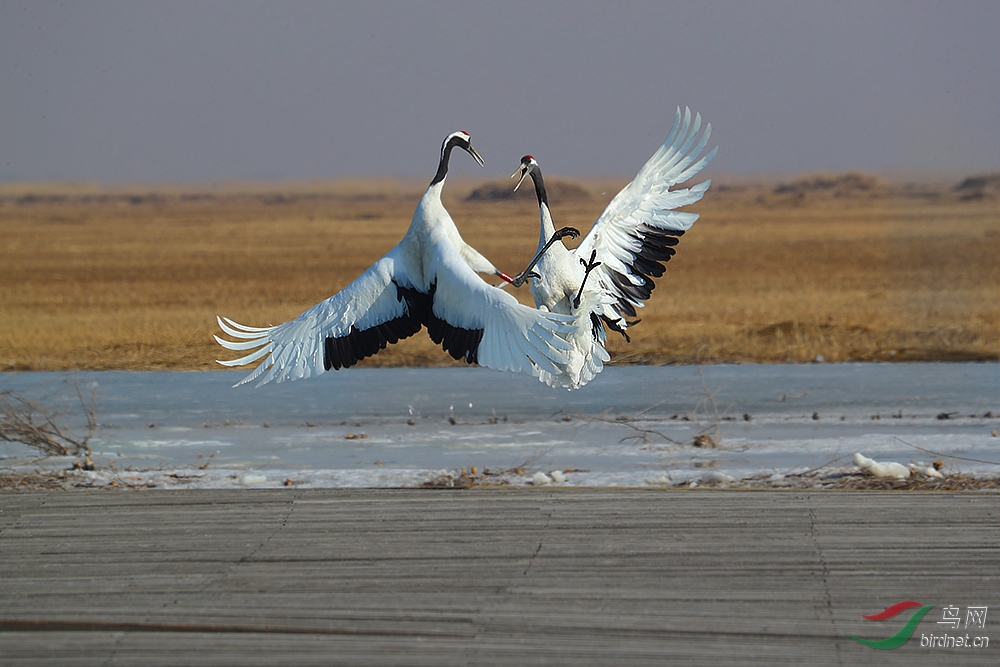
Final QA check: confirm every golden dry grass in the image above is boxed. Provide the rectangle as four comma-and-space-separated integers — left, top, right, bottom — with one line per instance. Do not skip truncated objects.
1, 173, 998, 373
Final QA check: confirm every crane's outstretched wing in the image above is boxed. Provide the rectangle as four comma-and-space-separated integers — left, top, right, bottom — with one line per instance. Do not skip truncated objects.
215, 247, 423, 387
216, 241, 581, 388
421, 237, 579, 383
576, 107, 717, 324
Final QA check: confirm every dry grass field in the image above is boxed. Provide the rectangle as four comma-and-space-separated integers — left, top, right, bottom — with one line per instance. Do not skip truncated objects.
1, 172, 998, 373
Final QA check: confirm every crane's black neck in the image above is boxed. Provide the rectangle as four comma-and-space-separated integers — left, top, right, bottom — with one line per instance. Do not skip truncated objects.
529, 167, 548, 209
431, 139, 459, 186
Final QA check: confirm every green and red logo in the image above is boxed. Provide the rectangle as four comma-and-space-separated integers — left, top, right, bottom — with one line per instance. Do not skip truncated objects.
848, 600, 990, 650
846, 600, 934, 649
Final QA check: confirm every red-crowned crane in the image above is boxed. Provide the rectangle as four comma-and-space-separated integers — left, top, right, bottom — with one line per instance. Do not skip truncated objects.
215, 131, 584, 388
508, 108, 717, 386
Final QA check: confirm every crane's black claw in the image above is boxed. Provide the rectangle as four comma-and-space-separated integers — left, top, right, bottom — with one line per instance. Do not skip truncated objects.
510, 270, 541, 288
579, 249, 600, 271
555, 227, 581, 240
573, 250, 602, 310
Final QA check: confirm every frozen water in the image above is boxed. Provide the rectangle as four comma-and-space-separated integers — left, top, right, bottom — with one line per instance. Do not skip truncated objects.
1, 364, 997, 488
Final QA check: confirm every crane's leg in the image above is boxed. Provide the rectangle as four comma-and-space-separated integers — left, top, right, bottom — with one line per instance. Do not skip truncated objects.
510, 227, 580, 287
572, 250, 602, 309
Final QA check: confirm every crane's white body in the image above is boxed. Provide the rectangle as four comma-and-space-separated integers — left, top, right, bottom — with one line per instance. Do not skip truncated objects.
516, 108, 717, 386
527, 205, 586, 315
216, 132, 586, 389
521, 201, 612, 389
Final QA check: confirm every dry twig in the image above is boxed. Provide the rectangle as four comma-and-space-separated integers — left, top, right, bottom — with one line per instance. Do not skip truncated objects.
893, 436, 1000, 467
0, 383, 95, 457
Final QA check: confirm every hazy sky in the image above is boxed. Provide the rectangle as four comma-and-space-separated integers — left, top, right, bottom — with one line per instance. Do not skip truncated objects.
2, 1, 999, 183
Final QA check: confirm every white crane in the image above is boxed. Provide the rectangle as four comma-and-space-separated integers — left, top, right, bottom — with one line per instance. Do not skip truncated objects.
215, 131, 582, 388
510, 108, 717, 366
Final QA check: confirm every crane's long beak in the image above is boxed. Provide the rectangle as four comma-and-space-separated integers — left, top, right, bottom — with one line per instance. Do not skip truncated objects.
511, 165, 529, 192
466, 144, 485, 167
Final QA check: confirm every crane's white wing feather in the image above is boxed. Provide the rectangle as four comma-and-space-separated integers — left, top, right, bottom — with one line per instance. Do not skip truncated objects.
534, 289, 611, 390
215, 247, 422, 387
422, 237, 579, 382
576, 107, 717, 322
217, 239, 583, 388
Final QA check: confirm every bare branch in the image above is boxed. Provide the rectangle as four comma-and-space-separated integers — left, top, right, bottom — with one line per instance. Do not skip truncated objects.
0, 386, 94, 458
893, 436, 1000, 467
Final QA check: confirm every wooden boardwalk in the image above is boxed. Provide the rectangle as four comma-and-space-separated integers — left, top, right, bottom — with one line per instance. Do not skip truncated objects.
0, 489, 996, 665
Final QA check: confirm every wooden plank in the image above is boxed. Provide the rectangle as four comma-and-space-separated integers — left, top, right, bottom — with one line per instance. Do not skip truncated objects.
0, 489, 996, 665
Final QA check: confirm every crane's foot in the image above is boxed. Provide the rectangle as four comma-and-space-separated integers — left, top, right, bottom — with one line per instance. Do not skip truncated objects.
573, 250, 602, 309
552, 226, 580, 242
510, 270, 540, 288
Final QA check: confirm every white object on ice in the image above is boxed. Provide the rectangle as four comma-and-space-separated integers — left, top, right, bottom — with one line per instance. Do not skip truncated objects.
532, 471, 553, 486
550, 470, 566, 483
700, 471, 736, 486
239, 473, 268, 486
910, 463, 944, 479
853, 453, 910, 480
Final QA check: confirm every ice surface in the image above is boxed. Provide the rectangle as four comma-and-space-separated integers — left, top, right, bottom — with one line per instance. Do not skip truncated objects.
1, 364, 997, 488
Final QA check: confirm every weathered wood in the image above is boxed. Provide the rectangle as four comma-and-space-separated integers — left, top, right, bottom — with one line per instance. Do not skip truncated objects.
0, 489, 996, 665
